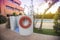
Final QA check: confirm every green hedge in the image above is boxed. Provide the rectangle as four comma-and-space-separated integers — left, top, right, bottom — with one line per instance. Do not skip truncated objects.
0, 15, 7, 24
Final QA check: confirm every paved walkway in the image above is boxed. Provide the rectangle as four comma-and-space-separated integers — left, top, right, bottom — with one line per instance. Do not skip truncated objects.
0, 27, 60, 40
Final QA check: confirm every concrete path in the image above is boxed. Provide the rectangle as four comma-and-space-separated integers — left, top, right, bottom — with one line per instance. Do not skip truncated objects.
0, 27, 60, 40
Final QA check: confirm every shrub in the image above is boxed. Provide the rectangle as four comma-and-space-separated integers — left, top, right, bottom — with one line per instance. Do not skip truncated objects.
0, 15, 7, 24
19, 13, 22, 15
12, 12, 16, 16
53, 7, 60, 36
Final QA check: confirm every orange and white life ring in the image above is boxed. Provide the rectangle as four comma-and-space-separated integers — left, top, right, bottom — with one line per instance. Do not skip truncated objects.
19, 16, 32, 29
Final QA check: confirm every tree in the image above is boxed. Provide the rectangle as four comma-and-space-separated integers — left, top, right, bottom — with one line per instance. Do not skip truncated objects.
44, 13, 55, 19
39, 0, 59, 30
53, 7, 60, 35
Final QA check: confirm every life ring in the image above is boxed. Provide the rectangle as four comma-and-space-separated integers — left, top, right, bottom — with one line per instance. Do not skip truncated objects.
19, 16, 32, 29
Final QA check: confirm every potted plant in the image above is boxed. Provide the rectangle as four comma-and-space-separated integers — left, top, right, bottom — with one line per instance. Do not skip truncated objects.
0, 14, 7, 28
9, 12, 17, 30
19, 13, 22, 15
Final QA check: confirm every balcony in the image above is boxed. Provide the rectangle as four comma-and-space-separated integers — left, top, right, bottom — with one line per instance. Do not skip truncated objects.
13, 0, 21, 5
5, 0, 23, 11
5, 7, 14, 14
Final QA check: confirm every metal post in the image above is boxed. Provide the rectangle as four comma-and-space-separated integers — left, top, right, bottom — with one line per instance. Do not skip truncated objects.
31, 0, 33, 16
31, 0, 35, 27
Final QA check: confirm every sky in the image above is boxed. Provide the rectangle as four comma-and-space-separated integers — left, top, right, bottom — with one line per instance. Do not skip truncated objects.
20, 0, 60, 15
20, 0, 45, 7
47, 1, 60, 13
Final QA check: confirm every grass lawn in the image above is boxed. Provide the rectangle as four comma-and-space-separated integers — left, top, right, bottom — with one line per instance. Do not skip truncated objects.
33, 28, 59, 36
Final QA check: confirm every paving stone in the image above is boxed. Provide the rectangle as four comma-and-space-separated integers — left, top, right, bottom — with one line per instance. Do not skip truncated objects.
0, 27, 60, 40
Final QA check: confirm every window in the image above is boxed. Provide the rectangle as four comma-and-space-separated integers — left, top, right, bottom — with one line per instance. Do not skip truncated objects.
6, 6, 14, 10
9, 0, 20, 6
8, 0, 13, 2
15, 8, 20, 11
14, 2, 20, 6
9, 0, 13, 1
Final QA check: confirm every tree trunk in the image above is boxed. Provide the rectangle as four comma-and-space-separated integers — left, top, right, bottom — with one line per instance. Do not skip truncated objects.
39, 2, 58, 30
